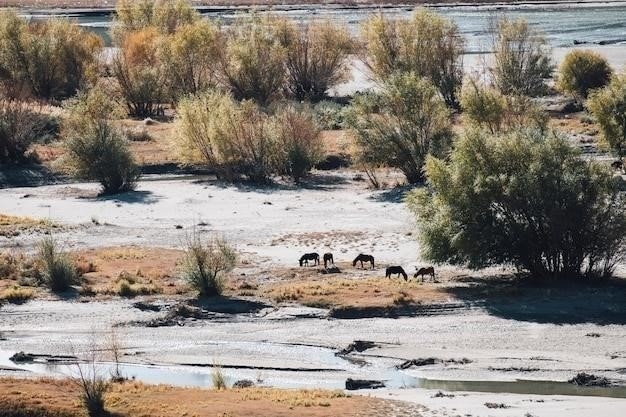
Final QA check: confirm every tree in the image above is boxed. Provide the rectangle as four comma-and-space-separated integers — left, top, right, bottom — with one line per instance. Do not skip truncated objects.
0, 11, 102, 100
346, 73, 453, 184
361, 9, 464, 108
275, 19, 353, 102
587, 74, 626, 157
407, 129, 626, 279
491, 17, 553, 96
218, 17, 286, 106
558, 49, 612, 100
113, 28, 167, 118
158, 19, 221, 101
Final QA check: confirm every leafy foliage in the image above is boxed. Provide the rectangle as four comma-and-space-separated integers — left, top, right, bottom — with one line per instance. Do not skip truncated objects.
558, 49, 612, 99
346, 73, 453, 184
407, 129, 626, 279
587, 74, 626, 157
361, 9, 464, 108
182, 234, 236, 297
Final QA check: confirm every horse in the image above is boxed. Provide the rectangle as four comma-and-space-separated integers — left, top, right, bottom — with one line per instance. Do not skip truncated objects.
323, 253, 334, 268
353, 254, 375, 269
386, 266, 407, 281
414, 266, 435, 281
299, 253, 320, 267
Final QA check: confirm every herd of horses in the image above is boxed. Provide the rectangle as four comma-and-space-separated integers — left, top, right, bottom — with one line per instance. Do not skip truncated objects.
298, 252, 436, 281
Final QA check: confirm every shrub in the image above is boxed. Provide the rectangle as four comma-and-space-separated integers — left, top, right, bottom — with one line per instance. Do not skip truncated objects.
158, 19, 221, 101
212, 365, 227, 390
361, 9, 464, 108
587, 74, 626, 156
0, 11, 102, 100
0, 285, 34, 304
273, 105, 324, 182
275, 19, 353, 102
113, 0, 198, 40
313, 100, 347, 130
177, 91, 279, 182
181, 234, 236, 297
64, 121, 140, 195
113, 28, 167, 118
218, 17, 286, 106
491, 17, 553, 96
407, 129, 626, 279
0, 100, 49, 163
37, 237, 77, 292
346, 73, 453, 184
558, 50, 612, 100
74, 357, 109, 417
461, 79, 548, 133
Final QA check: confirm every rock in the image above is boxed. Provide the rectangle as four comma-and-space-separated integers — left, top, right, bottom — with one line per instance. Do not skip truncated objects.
568, 372, 610, 387
397, 358, 438, 369
143, 118, 156, 126
337, 340, 378, 356
233, 379, 255, 388
345, 378, 385, 390
10, 352, 35, 363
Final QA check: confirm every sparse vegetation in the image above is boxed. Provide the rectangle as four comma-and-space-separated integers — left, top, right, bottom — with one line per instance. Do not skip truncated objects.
346, 72, 453, 184
0, 100, 50, 163
212, 365, 228, 390
181, 234, 236, 297
558, 50, 612, 100
37, 237, 78, 293
491, 17, 553, 96
73, 351, 109, 417
361, 9, 464, 108
408, 129, 626, 279
0, 285, 34, 304
587, 74, 626, 156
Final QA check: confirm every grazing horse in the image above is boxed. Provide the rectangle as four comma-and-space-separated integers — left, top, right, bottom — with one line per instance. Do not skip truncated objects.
386, 266, 408, 281
353, 254, 375, 269
323, 253, 334, 268
414, 266, 435, 281
299, 253, 320, 267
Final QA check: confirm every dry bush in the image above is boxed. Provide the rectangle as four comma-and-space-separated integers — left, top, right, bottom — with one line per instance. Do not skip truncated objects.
275, 19, 353, 102
113, 0, 198, 41
0, 11, 102, 100
73, 351, 109, 417
218, 17, 286, 106
158, 19, 221, 101
273, 105, 324, 182
212, 365, 227, 390
558, 49, 612, 100
113, 28, 167, 118
587, 74, 626, 156
37, 237, 77, 293
0, 100, 50, 163
346, 73, 453, 184
461, 78, 548, 133
0, 285, 34, 304
361, 9, 464, 108
181, 233, 236, 297
491, 17, 553, 96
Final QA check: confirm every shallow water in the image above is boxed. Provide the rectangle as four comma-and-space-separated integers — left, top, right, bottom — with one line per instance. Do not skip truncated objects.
20, 2, 626, 50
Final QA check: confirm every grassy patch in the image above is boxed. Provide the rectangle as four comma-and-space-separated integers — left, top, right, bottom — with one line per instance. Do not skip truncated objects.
0, 214, 58, 238
0, 285, 34, 304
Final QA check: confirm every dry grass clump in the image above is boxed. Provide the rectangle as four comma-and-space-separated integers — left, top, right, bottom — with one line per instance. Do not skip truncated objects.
112, 272, 163, 297
0, 214, 57, 238
239, 388, 347, 407
0, 285, 34, 304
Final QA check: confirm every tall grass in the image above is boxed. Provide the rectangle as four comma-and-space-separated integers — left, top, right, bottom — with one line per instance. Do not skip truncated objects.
37, 237, 77, 293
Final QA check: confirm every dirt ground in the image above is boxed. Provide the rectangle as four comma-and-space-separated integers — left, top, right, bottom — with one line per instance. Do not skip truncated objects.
0, 377, 419, 417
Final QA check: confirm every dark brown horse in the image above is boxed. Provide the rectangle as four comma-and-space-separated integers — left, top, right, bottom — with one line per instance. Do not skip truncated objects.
386, 266, 407, 280
414, 266, 435, 281
299, 253, 320, 267
353, 254, 374, 269
323, 253, 334, 268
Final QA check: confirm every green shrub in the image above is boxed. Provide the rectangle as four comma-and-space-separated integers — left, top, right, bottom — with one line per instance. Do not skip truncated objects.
219, 17, 286, 106
0, 11, 102, 100
274, 105, 324, 182
407, 129, 626, 279
275, 19, 353, 102
313, 100, 347, 130
558, 50, 612, 100
361, 9, 464, 108
37, 237, 77, 293
181, 234, 236, 297
586, 74, 626, 156
491, 17, 553, 96
461, 79, 548, 133
64, 121, 140, 195
113, 0, 198, 40
346, 73, 453, 184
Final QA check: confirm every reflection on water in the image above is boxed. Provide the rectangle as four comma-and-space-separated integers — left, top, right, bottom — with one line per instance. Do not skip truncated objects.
19, 3, 626, 50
